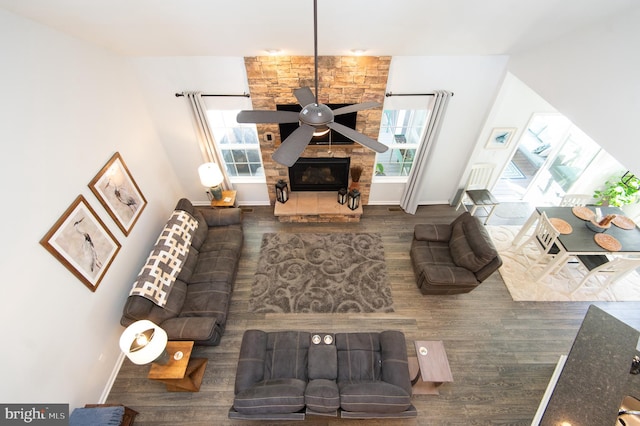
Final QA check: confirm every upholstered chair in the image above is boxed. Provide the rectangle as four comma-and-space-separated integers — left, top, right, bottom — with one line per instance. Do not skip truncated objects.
410, 212, 502, 295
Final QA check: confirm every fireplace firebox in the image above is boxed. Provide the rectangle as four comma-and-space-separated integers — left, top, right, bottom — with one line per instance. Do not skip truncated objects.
288, 157, 350, 192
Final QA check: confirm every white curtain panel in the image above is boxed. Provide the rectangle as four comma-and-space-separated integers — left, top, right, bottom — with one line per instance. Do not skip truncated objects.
400, 90, 453, 214
183, 91, 232, 190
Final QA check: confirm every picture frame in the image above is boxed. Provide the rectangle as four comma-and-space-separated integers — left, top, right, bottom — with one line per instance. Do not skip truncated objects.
89, 152, 146, 236
40, 195, 121, 292
485, 127, 517, 149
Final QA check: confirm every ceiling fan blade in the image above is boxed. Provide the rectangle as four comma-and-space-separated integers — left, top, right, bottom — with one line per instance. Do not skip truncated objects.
332, 102, 381, 116
272, 124, 316, 167
328, 122, 389, 153
294, 87, 316, 107
236, 110, 300, 124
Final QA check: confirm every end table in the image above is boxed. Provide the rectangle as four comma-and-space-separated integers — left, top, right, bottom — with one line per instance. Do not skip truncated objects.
210, 190, 237, 208
148, 341, 207, 392
408, 340, 453, 395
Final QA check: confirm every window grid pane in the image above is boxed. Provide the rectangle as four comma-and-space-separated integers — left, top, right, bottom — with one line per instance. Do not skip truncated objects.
376, 109, 427, 177
207, 110, 264, 178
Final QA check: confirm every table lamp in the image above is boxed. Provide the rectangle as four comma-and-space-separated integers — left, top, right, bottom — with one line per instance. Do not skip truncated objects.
120, 320, 169, 365
198, 162, 224, 201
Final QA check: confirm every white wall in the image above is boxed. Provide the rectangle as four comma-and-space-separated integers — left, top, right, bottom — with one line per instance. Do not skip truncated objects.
370, 56, 509, 205
457, 72, 557, 193
508, 6, 640, 175
0, 9, 180, 408
129, 56, 270, 205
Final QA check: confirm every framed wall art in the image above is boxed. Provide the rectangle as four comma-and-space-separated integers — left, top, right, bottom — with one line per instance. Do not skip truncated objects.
485, 127, 517, 149
89, 152, 146, 236
40, 195, 121, 292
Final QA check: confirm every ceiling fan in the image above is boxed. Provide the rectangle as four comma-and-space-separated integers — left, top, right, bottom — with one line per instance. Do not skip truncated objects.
236, 0, 388, 167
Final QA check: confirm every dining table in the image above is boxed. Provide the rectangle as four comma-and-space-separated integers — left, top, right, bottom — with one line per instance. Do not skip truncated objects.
511, 206, 640, 281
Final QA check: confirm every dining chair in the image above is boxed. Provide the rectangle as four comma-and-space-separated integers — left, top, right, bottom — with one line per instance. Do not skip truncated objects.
514, 212, 565, 280
570, 254, 640, 295
455, 163, 499, 225
559, 193, 593, 207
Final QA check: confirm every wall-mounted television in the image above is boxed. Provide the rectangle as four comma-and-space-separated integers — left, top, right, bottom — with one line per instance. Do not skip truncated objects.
276, 104, 357, 145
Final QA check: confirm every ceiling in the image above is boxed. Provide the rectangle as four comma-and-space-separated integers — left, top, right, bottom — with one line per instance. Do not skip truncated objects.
1, 0, 637, 57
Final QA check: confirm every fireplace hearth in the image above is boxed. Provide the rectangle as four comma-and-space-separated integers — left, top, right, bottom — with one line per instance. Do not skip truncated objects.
289, 157, 350, 192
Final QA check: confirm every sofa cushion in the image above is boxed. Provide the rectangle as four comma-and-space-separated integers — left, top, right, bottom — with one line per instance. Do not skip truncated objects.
449, 219, 494, 272
176, 246, 198, 283
199, 224, 244, 255
336, 333, 382, 382
180, 281, 231, 325
233, 378, 306, 415
191, 248, 239, 285
411, 239, 454, 266
308, 343, 337, 380
121, 280, 187, 326
338, 381, 411, 413
264, 331, 310, 381
424, 265, 478, 286
305, 379, 340, 413
189, 209, 209, 251
414, 223, 452, 242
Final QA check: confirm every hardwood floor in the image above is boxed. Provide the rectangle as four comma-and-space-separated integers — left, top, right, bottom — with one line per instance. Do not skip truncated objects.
106, 204, 640, 425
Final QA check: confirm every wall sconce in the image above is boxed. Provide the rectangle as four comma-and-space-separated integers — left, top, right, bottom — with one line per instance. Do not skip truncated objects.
119, 320, 169, 365
198, 162, 224, 201
348, 189, 361, 211
337, 188, 348, 205
275, 179, 289, 204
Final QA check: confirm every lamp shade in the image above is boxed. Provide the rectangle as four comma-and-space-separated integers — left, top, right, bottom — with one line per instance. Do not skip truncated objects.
198, 162, 224, 188
119, 320, 168, 365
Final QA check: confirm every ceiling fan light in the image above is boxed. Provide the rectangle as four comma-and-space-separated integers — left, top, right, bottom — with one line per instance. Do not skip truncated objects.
313, 127, 330, 137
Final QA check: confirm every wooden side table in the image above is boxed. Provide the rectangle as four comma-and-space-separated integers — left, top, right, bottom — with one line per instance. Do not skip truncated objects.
148, 341, 207, 392
408, 340, 453, 395
210, 190, 237, 208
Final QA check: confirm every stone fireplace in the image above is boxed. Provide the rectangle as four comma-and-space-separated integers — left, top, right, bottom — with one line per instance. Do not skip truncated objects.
244, 55, 391, 206
289, 157, 350, 192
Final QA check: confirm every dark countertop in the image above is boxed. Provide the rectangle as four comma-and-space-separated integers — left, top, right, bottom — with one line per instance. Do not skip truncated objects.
541, 305, 640, 425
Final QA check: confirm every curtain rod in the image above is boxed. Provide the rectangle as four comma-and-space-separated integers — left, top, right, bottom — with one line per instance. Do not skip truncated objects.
385, 92, 454, 97
175, 92, 250, 98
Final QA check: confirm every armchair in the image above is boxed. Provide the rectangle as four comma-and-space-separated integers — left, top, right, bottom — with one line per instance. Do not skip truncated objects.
410, 212, 502, 295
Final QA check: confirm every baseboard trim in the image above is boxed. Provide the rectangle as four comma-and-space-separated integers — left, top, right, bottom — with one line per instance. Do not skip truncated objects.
99, 352, 126, 403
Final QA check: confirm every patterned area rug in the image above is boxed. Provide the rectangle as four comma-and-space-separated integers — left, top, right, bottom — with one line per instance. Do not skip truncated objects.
249, 233, 394, 313
501, 161, 526, 179
487, 225, 640, 302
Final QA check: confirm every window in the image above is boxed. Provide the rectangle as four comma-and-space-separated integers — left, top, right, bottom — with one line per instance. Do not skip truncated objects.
206, 110, 264, 179
374, 109, 429, 178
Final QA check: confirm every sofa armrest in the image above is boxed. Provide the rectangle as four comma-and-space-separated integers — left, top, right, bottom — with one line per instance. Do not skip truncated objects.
414, 224, 451, 242
160, 317, 218, 342
197, 207, 242, 227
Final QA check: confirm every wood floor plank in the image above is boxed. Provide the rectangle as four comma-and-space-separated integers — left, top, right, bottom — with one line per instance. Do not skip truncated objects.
106, 204, 640, 425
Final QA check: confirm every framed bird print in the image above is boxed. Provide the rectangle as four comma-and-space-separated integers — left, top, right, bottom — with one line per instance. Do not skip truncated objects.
40, 195, 121, 292
89, 152, 147, 236
485, 127, 517, 149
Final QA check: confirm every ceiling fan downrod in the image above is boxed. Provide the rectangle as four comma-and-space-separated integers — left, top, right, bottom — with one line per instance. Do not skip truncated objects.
313, 0, 319, 105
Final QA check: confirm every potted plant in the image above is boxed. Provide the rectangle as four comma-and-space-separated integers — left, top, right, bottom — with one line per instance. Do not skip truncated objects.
593, 173, 640, 207
350, 166, 363, 190
375, 163, 385, 176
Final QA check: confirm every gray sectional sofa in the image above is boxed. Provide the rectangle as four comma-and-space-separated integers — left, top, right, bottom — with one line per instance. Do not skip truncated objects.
229, 330, 417, 420
410, 211, 502, 295
120, 198, 243, 346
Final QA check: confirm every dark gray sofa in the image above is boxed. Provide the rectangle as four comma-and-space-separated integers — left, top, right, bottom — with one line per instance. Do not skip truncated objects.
410, 211, 502, 295
120, 198, 243, 346
229, 330, 416, 420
